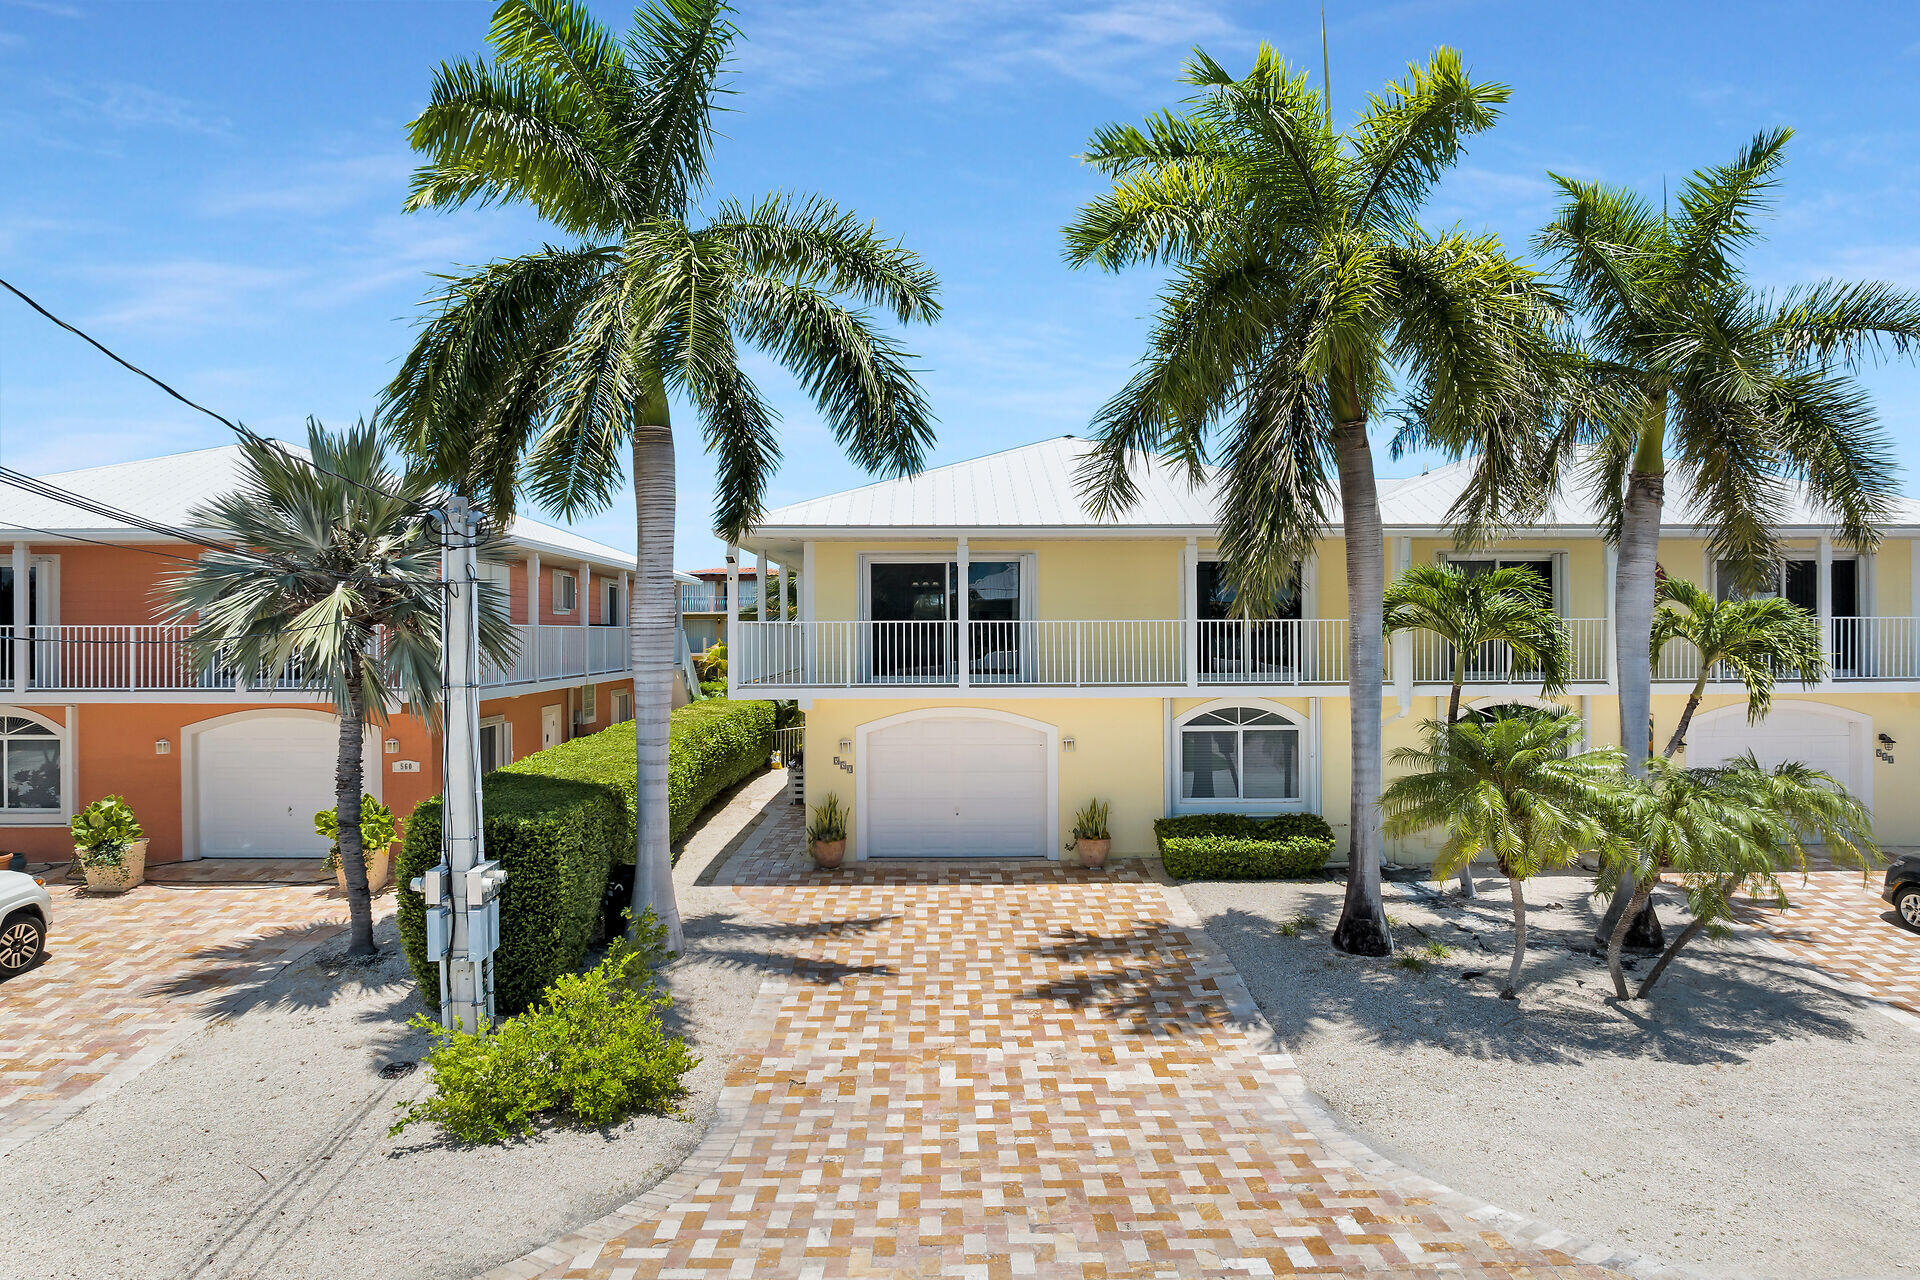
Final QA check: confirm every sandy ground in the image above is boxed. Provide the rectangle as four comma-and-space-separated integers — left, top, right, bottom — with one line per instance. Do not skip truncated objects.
1182, 871, 1920, 1280
4, 771, 791, 1280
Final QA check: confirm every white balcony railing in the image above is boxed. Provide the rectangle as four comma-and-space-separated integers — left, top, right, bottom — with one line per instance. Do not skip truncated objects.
0, 623, 626, 694
1408, 618, 1609, 685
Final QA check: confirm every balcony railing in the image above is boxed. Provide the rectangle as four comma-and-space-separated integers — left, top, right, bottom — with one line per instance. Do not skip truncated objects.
678, 586, 725, 613
0, 623, 627, 694
732, 615, 1920, 691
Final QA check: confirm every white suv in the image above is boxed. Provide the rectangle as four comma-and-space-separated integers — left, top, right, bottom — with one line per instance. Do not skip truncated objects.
0, 869, 53, 979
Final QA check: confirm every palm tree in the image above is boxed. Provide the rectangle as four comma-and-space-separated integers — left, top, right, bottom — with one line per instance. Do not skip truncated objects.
381, 0, 940, 950
1650, 576, 1825, 760
1384, 561, 1570, 898
162, 423, 516, 956
1601, 754, 1875, 999
1384, 711, 1621, 998
1534, 131, 1920, 948
1065, 47, 1564, 955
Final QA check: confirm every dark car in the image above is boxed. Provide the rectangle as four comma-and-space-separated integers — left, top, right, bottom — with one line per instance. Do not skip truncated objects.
1885, 854, 1920, 932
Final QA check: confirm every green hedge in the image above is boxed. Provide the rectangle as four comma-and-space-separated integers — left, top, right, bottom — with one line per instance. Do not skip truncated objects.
1154, 812, 1335, 881
397, 773, 624, 1017
397, 699, 776, 1015
499, 698, 775, 852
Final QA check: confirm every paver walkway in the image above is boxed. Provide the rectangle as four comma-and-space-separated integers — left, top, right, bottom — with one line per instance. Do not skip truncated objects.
1736, 868, 1920, 1018
513, 813, 1629, 1280
0, 867, 367, 1157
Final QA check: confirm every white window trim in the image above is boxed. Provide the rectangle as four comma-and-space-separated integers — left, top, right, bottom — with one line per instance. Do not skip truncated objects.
552, 569, 578, 614
611, 688, 633, 723
856, 551, 1037, 622
1167, 697, 1314, 815
0, 705, 72, 825
1436, 548, 1569, 617
580, 683, 597, 721
479, 714, 510, 772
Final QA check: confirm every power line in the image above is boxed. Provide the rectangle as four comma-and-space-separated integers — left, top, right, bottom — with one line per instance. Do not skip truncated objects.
0, 274, 436, 515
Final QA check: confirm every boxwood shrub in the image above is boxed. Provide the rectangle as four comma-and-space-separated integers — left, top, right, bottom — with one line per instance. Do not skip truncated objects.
397, 773, 624, 1016
398, 698, 776, 1015
1154, 812, 1335, 881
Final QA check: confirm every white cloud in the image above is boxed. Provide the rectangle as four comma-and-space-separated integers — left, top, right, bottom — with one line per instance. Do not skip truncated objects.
205, 151, 417, 218
80, 259, 301, 329
1, 0, 84, 17
39, 77, 230, 135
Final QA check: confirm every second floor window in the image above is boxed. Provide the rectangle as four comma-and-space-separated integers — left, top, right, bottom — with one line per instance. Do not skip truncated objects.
554, 570, 577, 614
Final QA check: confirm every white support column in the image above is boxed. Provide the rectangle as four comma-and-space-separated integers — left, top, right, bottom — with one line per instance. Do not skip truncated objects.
801, 542, 815, 622
1603, 544, 1619, 690
1184, 536, 1200, 689
10, 541, 27, 695
578, 562, 591, 627
1818, 534, 1834, 674
526, 553, 542, 680
725, 547, 740, 698
956, 536, 970, 690
620, 571, 630, 654
778, 561, 791, 622
1389, 536, 1413, 709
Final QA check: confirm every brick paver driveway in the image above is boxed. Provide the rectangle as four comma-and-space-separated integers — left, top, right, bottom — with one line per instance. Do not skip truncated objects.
507, 813, 1626, 1280
0, 864, 358, 1156
1739, 867, 1920, 1018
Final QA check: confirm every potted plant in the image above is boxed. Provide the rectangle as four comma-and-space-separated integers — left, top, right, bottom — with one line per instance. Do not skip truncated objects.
807, 793, 848, 869
70, 795, 148, 894
315, 795, 400, 894
1066, 799, 1112, 869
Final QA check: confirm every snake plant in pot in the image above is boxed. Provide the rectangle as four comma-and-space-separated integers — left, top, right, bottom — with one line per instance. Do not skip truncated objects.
807, 793, 849, 869
1067, 799, 1113, 869
70, 795, 147, 893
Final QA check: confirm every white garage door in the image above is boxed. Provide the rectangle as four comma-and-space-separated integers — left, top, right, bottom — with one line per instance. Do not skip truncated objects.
195, 714, 360, 858
864, 715, 1049, 858
1686, 704, 1866, 799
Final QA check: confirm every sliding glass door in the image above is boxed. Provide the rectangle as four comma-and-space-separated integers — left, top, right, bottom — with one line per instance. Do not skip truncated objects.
865, 559, 1024, 682
1196, 560, 1303, 679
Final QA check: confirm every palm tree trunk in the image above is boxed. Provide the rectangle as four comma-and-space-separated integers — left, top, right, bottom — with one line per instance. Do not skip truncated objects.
1501, 872, 1526, 999
1448, 665, 1476, 899
1330, 417, 1393, 957
628, 410, 685, 953
336, 663, 375, 957
1606, 877, 1655, 999
1596, 412, 1667, 952
1662, 673, 1709, 759
1637, 883, 1724, 997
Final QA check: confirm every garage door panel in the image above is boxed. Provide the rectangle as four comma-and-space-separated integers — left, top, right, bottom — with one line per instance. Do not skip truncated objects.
195, 715, 369, 858
865, 715, 1048, 858
1685, 706, 1867, 831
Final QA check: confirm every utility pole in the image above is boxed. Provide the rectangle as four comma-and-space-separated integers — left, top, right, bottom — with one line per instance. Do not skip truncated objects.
415, 495, 507, 1032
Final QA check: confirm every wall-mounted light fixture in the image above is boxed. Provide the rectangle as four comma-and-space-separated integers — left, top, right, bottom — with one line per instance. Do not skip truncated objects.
1879, 733, 1896, 746
1061, 736, 1076, 751
154, 738, 171, 756
838, 737, 853, 754
385, 738, 402, 754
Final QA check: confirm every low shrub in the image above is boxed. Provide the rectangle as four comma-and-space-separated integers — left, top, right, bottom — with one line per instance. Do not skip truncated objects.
391, 915, 696, 1144
1154, 812, 1335, 881
397, 773, 624, 1016
698, 680, 728, 698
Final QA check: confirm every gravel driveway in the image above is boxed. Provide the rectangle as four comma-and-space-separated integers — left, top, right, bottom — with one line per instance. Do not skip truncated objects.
2, 773, 793, 1280
1181, 871, 1919, 1280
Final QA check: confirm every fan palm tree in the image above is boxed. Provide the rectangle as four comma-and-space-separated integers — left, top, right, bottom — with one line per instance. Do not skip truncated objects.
1533, 131, 1920, 947
1384, 562, 1571, 897
381, 0, 940, 950
1601, 754, 1875, 999
1650, 576, 1825, 760
1384, 711, 1621, 997
1065, 47, 1566, 955
162, 422, 516, 956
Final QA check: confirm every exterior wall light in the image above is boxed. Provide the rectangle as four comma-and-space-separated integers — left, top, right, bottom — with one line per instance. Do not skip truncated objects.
386, 738, 402, 754
154, 738, 171, 755
1061, 736, 1075, 751
838, 737, 852, 753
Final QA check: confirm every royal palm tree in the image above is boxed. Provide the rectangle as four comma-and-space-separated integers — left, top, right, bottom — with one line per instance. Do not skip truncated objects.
382, 0, 940, 949
1601, 754, 1875, 999
1384, 561, 1569, 897
1384, 711, 1621, 997
1065, 47, 1564, 955
1534, 130, 1920, 947
1649, 576, 1825, 760
163, 423, 515, 956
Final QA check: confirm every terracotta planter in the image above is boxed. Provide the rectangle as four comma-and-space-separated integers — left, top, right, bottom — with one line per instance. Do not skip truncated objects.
335, 848, 393, 896
810, 839, 846, 870
80, 839, 147, 894
1071, 837, 1111, 869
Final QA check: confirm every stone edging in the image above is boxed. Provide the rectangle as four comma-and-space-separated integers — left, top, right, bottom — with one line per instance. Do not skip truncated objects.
1154, 882, 1721, 1280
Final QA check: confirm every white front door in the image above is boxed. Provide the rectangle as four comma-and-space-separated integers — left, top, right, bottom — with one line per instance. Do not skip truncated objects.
863, 714, 1049, 858
195, 713, 356, 858
541, 704, 564, 750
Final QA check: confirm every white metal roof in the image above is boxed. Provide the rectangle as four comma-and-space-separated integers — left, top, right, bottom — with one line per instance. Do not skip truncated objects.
2, 443, 639, 570
748, 436, 1920, 538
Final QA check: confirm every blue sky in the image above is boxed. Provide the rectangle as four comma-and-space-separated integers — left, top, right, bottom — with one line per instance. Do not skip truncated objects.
2, 0, 1918, 568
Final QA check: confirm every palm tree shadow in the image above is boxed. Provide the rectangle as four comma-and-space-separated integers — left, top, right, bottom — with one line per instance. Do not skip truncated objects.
1201, 898, 1866, 1068
150, 920, 404, 1023
672, 908, 896, 987
1021, 920, 1239, 1037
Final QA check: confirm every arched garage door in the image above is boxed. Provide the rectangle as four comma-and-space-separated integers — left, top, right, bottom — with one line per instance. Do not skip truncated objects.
1686, 703, 1870, 811
861, 712, 1051, 858
191, 712, 374, 858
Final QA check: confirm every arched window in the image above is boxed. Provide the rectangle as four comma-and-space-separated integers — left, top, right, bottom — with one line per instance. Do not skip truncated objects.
1, 712, 62, 814
1179, 706, 1301, 804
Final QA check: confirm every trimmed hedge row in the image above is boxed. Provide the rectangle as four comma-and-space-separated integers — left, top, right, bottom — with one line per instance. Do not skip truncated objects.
398, 773, 625, 1017
398, 698, 777, 1015
1154, 812, 1336, 881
